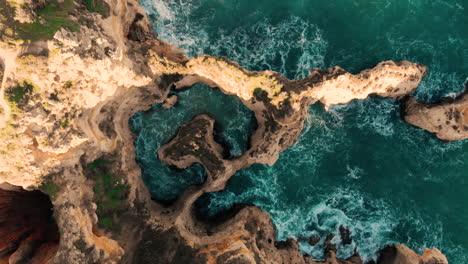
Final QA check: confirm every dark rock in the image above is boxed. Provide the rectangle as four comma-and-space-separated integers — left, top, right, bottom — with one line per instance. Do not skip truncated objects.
127, 13, 153, 42
308, 234, 320, 246
339, 225, 353, 245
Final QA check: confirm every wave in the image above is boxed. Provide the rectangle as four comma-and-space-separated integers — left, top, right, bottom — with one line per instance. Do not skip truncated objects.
141, 0, 327, 79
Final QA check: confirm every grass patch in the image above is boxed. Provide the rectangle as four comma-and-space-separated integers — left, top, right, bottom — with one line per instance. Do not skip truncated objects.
63, 80, 74, 89
39, 182, 59, 200
84, 0, 106, 15
6, 81, 34, 104
87, 158, 113, 169
6, 81, 37, 114
17, 0, 79, 41
60, 118, 69, 128
86, 158, 127, 231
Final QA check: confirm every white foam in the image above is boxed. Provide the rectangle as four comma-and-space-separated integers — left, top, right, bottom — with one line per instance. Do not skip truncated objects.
142, 0, 328, 79
345, 165, 364, 180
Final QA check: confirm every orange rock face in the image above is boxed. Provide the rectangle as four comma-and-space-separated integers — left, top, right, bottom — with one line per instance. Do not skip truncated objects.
0, 187, 59, 264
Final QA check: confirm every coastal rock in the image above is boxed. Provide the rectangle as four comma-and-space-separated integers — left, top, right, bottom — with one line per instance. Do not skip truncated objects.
308, 234, 320, 246
0, 0, 448, 262
339, 225, 352, 245
377, 244, 448, 264
162, 94, 178, 109
158, 114, 227, 179
149, 53, 426, 166
403, 87, 468, 141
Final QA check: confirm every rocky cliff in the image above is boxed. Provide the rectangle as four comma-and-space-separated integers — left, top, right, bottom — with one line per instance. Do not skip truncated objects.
0, 0, 453, 263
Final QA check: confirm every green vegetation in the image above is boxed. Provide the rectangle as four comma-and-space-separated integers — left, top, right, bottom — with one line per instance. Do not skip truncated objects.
39, 182, 59, 200
87, 158, 113, 169
6, 81, 34, 104
60, 118, 69, 128
17, 0, 79, 41
253, 87, 267, 98
85, 0, 107, 15
63, 80, 74, 89
86, 158, 127, 230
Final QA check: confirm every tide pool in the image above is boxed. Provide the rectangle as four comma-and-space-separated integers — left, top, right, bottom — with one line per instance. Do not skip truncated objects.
136, 0, 468, 262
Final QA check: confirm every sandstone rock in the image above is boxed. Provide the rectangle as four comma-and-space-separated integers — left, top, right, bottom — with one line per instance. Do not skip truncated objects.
403, 86, 468, 141
377, 244, 448, 264
162, 94, 178, 109
158, 114, 226, 178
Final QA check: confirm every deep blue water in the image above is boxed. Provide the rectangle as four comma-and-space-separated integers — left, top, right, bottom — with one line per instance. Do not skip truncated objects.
134, 0, 468, 262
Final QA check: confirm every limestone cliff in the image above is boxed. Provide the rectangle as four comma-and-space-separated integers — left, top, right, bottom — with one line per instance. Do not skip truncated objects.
0, 0, 452, 263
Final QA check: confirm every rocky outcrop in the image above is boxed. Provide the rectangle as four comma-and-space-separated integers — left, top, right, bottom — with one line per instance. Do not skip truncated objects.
403, 84, 468, 141
0, 0, 450, 263
150, 54, 426, 167
158, 114, 226, 177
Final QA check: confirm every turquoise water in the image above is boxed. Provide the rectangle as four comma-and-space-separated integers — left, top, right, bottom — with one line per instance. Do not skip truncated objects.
136, 0, 468, 262
130, 84, 254, 201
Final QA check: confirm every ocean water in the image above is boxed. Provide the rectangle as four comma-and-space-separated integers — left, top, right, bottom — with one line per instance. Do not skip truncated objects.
130, 84, 254, 201
135, 0, 468, 262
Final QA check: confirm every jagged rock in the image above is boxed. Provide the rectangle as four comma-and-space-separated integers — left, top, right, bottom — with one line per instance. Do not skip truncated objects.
158, 114, 226, 178
127, 13, 154, 42
339, 225, 353, 245
403, 84, 468, 141
309, 235, 320, 246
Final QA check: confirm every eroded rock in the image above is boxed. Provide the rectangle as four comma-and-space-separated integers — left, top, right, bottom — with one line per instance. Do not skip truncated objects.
403, 87, 468, 141
377, 244, 448, 264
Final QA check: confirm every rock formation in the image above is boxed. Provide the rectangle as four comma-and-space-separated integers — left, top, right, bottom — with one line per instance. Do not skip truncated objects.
376, 244, 448, 264
150, 54, 426, 166
0, 0, 453, 263
0, 183, 59, 264
403, 83, 468, 140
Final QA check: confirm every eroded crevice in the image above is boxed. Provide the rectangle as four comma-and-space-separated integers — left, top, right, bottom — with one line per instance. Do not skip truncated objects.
0, 183, 59, 264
